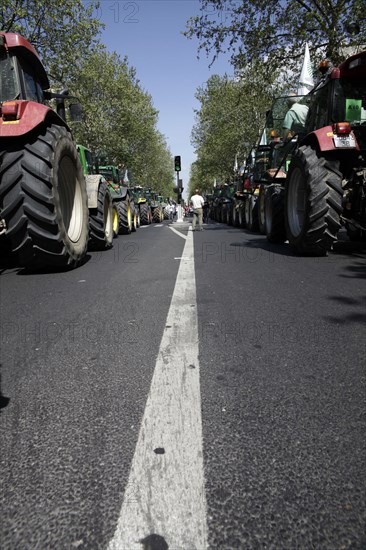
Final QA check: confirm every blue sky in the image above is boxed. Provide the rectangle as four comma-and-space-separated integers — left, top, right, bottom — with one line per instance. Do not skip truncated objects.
95, 0, 233, 197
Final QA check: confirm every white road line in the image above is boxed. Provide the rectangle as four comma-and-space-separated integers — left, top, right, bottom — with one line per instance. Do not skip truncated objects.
168, 225, 187, 240
108, 230, 208, 550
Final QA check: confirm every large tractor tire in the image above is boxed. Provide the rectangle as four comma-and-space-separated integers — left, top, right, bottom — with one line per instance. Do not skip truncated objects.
152, 206, 163, 223
226, 205, 233, 225
131, 204, 137, 232
245, 195, 259, 232
232, 204, 238, 227
0, 123, 88, 269
238, 201, 246, 228
112, 204, 119, 238
118, 197, 132, 234
258, 185, 267, 234
285, 145, 343, 256
140, 202, 152, 225
265, 186, 287, 243
89, 181, 113, 250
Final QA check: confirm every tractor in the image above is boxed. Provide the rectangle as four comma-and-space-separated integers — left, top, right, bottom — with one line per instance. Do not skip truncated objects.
78, 148, 139, 249
148, 190, 165, 222
250, 49, 366, 255
0, 32, 89, 268
131, 186, 152, 225
98, 164, 137, 235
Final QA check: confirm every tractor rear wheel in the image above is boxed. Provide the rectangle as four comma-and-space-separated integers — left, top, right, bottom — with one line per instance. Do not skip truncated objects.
140, 202, 151, 225
0, 123, 88, 269
258, 185, 267, 234
118, 198, 132, 234
265, 186, 286, 243
112, 205, 119, 238
131, 203, 137, 232
153, 206, 162, 223
285, 145, 343, 256
245, 195, 259, 232
232, 205, 238, 227
238, 201, 245, 228
89, 181, 113, 249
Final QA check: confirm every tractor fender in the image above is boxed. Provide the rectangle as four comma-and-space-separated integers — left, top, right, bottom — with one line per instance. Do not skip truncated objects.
118, 186, 129, 200
301, 125, 359, 152
86, 174, 106, 208
109, 186, 129, 202
0, 100, 68, 137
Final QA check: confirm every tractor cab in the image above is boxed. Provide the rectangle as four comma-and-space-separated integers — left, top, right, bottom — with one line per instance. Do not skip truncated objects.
0, 32, 49, 104
99, 165, 121, 187
253, 94, 311, 184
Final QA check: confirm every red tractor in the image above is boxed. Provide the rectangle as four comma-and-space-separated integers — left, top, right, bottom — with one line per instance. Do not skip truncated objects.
252, 50, 366, 255
0, 33, 89, 268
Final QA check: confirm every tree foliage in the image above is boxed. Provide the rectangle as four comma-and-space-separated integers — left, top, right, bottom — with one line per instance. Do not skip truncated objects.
68, 47, 174, 193
189, 63, 278, 195
187, 0, 365, 194
1, 1, 174, 194
186, 0, 366, 74
0, 0, 102, 82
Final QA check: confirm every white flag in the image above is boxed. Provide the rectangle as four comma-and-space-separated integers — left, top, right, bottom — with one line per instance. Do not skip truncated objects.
298, 43, 314, 95
234, 153, 238, 171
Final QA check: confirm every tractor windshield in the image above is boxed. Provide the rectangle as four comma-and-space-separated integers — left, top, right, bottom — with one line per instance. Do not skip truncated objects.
0, 51, 20, 102
99, 167, 119, 184
258, 96, 310, 145
304, 77, 366, 132
337, 78, 366, 125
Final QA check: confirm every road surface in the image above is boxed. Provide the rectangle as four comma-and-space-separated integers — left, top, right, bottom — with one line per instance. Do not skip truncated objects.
1, 219, 365, 549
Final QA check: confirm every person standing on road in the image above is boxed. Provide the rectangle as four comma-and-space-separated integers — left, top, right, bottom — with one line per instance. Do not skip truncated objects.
190, 189, 205, 231
168, 201, 175, 223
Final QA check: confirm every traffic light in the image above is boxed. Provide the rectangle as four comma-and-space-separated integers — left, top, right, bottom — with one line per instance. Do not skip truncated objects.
174, 155, 181, 172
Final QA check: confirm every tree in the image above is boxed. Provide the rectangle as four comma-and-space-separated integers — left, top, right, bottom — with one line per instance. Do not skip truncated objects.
0, 0, 103, 82
69, 47, 174, 192
190, 65, 276, 193
1, 1, 174, 193
185, 0, 366, 75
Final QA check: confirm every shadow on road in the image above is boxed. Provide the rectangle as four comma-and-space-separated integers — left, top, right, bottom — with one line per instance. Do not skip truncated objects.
0, 368, 10, 412
0, 253, 92, 276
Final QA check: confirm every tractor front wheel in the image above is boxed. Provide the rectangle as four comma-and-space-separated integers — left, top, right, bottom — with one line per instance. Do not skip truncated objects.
265, 186, 286, 243
245, 195, 259, 232
89, 181, 113, 249
118, 198, 132, 234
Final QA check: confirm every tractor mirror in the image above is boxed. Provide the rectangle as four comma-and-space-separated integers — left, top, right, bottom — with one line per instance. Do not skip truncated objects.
70, 103, 83, 122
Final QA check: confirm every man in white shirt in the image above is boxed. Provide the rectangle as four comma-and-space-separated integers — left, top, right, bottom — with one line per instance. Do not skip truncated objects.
190, 189, 205, 231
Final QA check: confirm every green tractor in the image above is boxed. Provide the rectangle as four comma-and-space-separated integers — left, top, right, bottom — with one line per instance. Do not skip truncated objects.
77, 146, 135, 250
148, 190, 165, 223
131, 186, 152, 225
98, 164, 137, 235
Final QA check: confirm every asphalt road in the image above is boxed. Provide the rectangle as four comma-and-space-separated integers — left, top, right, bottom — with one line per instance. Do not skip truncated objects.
0, 219, 365, 550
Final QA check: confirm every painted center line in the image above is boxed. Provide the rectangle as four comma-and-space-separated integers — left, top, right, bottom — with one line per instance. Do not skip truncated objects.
108, 230, 208, 550
168, 225, 188, 240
